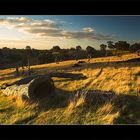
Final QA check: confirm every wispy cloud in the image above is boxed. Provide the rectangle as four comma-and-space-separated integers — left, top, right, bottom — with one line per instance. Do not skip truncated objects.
0, 17, 113, 40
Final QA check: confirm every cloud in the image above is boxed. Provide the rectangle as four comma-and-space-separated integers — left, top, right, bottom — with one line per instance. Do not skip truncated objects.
25, 28, 63, 37
82, 27, 94, 32
0, 17, 113, 41
60, 30, 112, 40
0, 17, 31, 24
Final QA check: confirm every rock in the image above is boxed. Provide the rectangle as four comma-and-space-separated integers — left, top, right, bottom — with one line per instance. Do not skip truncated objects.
28, 76, 55, 100
2, 75, 55, 101
2, 84, 29, 97
72, 89, 116, 106
84, 90, 116, 105
77, 61, 86, 64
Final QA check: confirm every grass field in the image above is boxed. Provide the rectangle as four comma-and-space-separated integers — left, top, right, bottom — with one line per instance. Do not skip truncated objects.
0, 52, 140, 124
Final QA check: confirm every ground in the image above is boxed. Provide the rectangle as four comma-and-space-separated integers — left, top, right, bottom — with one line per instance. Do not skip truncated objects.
0, 52, 140, 124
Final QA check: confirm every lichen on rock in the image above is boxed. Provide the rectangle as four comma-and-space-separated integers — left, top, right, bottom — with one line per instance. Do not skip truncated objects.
2, 75, 55, 101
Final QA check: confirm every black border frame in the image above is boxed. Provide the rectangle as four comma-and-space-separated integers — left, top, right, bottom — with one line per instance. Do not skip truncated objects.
0, 0, 140, 140
0, 0, 140, 15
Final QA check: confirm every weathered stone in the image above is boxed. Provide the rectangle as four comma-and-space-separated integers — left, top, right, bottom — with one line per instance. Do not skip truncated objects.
2, 75, 55, 100
77, 61, 86, 64
28, 76, 55, 100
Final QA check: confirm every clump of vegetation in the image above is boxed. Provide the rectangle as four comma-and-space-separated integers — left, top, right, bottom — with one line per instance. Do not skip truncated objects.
2, 40, 140, 71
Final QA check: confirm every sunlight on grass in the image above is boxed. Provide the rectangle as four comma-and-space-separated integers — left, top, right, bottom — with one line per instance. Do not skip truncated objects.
0, 53, 140, 124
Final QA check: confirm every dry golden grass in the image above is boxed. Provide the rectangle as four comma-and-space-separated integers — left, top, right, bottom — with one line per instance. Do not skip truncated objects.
0, 52, 140, 124
1, 53, 140, 95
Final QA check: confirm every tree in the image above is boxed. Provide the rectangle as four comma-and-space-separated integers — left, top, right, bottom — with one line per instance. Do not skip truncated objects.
86, 46, 96, 59
100, 44, 107, 51
38, 53, 48, 64
75, 45, 82, 60
76, 45, 82, 51
70, 47, 76, 51
114, 41, 130, 51
107, 41, 115, 49
130, 43, 140, 56
46, 52, 55, 63
25, 46, 32, 75
52, 46, 61, 52
100, 44, 107, 56
0, 49, 3, 58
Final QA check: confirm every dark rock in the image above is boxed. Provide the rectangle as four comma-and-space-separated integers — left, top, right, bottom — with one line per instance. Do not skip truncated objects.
28, 76, 55, 100
3, 75, 55, 101
77, 61, 86, 64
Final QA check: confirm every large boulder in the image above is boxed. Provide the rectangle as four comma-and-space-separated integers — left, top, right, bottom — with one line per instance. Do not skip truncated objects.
28, 76, 55, 100
2, 76, 55, 100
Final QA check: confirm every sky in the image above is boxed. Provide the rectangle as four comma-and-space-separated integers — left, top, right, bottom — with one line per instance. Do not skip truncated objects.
0, 15, 140, 50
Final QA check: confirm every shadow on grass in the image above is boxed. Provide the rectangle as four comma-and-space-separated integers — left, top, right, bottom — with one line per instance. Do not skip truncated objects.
37, 88, 72, 111
34, 87, 140, 124
49, 72, 87, 81
113, 94, 140, 124
0, 106, 14, 113
9, 72, 87, 86
10, 87, 140, 124
65, 57, 140, 71
14, 114, 38, 124
0, 74, 18, 82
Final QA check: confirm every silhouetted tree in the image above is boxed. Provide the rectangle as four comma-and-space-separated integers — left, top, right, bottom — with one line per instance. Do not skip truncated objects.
86, 46, 96, 60
38, 53, 48, 64
107, 41, 115, 49
100, 44, 107, 56
52, 46, 61, 52
26, 46, 31, 75
114, 41, 130, 56
70, 47, 76, 51
75, 45, 82, 60
76, 45, 82, 51
115, 41, 130, 51
0, 49, 3, 58
130, 43, 140, 56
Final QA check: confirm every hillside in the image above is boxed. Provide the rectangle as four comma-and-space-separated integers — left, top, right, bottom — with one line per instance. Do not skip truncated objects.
0, 53, 140, 124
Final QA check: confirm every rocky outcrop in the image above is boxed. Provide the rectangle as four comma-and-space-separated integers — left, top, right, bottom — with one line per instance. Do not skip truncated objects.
2, 75, 55, 100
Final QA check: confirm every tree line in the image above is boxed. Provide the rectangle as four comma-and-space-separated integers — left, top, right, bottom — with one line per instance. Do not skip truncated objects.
0, 40, 140, 71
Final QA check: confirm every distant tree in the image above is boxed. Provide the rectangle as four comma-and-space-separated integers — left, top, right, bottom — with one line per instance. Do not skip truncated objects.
38, 53, 48, 64
115, 41, 130, 51
2, 47, 10, 50
52, 46, 61, 52
6, 54, 22, 63
59, 50, 69, 61
100, 44, 107, 56
75, 45, 82, 60
107, 41, 115, 49
86, 46, 96, 59
25, 46, 32, 75
76, 45, 82, 51
70, 47, 76, 51
46, 52, 55, 63
130, 43, 140, 56
0, 49, 3, 57
26, 46, 31, 50
100, 44, 107, 51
